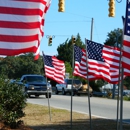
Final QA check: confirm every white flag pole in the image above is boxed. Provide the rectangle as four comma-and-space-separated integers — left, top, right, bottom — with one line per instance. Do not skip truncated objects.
42, 51, 52, 121
85, 38, 92, 130
70, 36, 75, 129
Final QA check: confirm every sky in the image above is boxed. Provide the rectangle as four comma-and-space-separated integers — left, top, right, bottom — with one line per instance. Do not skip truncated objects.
40, 0, 126, 56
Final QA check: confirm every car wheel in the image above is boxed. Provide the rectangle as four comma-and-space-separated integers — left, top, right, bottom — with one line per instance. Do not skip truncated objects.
70, 91, 75, 96
28, 94, 31, 98
46, 93, 51, 98
77, 93, 80, 96
35, 95, 39, 97
90, 93, 93, 97
55, 88, 59, 94
62, 88, 66, 95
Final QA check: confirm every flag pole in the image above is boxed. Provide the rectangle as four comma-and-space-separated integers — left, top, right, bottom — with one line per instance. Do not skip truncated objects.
118, 14, 126, 130
70, 39, 75, 129
115, 17, 125, 130
85, 38, 92, 130
42, 51, 52, 121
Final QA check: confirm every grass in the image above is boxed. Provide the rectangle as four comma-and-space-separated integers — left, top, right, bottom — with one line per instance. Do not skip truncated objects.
21, 103, 130, 130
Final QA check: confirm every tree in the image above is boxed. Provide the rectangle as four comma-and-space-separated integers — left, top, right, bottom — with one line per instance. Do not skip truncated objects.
57, 33, 85, 65
0, 53, 44, 79
104, 28, 122, 47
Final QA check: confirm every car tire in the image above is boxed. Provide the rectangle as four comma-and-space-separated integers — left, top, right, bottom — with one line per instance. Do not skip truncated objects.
77, 93, 80, 96
28, 94, 31, 98
70, 91, 75, 96
90, 93, 93, 97
35, 95, 39, 97
55, 88, 59, 94
46, 93, 51, 98
62, 88, 66, 95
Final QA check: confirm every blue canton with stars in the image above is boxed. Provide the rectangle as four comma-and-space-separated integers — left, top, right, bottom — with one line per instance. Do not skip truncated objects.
74, 45, 83, 63
86, 40, 105, 62
124, 0, 130, 36
43, 54, 54, 67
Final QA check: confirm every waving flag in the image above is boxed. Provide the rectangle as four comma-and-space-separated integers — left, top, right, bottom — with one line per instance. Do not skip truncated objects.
122, 0, 130, 73
0, 0, 51, 60
43, 53, 65, 84
73, 39, 124, 84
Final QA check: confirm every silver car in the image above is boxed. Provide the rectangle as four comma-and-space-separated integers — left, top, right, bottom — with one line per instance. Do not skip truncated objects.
55, 79, 82, 96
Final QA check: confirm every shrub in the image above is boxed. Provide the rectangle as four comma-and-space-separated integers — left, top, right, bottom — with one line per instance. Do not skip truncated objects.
123, 96, 130, 101
0, 78, 27, 129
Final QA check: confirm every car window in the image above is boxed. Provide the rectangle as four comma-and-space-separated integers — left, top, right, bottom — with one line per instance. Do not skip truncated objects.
67, 79, 81, 84
26, 76, 46, 82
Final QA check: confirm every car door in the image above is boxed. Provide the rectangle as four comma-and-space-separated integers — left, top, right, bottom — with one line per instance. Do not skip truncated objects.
56, 83, 62, 92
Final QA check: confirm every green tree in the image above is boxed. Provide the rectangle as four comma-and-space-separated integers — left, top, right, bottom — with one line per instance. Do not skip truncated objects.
104, 28, 122, 47
0, 53, 44, 79
57, 33, 85, 65
65, 61, 72, 78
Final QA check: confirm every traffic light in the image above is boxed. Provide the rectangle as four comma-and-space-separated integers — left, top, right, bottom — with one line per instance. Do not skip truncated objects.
48, 36, 52, 46
72, 36, 76, 44
108, 0, 115, 17
58, 0, 65, 12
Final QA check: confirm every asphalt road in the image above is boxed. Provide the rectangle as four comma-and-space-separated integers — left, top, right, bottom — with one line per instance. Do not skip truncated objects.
27, 93, 130, 124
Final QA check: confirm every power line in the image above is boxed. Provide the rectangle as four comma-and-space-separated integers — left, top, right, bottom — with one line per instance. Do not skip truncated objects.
46, 20, 91, 23
50, 8, 92, 19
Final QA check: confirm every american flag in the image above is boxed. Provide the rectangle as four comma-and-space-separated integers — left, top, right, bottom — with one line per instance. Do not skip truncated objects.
0, 0, 51, 60
43, 53, 65, 84
122, 0, 130, 74
73, 39, 123, 84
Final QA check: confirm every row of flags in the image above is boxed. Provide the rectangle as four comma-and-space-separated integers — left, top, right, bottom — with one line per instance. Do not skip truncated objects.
43, 38, 130, 84
0, 0, 130, 85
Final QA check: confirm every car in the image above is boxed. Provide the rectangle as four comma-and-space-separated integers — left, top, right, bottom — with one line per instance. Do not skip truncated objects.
123, 90, 130, 97
55, 79, 82, 96
93, 91, 107, 97
18, 74, 52, 98
75, 84, 93, 97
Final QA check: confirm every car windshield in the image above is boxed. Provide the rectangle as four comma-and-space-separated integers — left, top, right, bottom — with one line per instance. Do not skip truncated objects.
67, 79, 81, 84
26, 76, 46, 82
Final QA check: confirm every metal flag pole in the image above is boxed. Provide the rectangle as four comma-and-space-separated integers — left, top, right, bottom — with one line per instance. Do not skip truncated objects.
119, 14, 126, 130
42, 51, 52, 121
85, 38, 92, 130
116, 33, 122, 130
70, 37, 75, 129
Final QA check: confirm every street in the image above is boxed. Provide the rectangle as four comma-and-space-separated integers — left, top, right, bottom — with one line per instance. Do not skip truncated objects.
27, 93, 130, 124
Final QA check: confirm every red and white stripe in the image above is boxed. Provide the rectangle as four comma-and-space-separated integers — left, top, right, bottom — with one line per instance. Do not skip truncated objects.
34, 0, 51, 60
122, 35, 130, 75
45, 56, 65, 84
73, 44, 128, 84
0, 0, 51, 59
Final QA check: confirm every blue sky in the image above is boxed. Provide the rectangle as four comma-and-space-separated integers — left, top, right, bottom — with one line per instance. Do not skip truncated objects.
41, 0, 126, 56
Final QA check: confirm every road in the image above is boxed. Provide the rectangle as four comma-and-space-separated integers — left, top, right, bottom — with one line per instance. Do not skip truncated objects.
27, 93, 130, 124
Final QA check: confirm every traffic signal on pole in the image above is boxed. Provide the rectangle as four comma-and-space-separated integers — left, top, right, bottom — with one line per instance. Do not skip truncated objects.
48, 36, 52, 46
108, 0, 115, 17
72, 36, 76, 44
58, 0, 65, 12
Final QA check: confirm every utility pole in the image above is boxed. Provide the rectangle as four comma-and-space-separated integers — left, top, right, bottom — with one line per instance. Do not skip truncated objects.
90, 18, 94, 41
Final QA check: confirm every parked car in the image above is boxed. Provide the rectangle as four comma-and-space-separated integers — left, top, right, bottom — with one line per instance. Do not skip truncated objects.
75, 84, 93, 97
55, 79, 82, 96
93, 91, 107, 97
123, 90, 130, 97
17, 74, 52, 98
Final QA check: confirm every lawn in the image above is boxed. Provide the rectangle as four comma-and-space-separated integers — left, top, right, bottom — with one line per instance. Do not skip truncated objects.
20, 103, 130, 130
0, 103, 130, 130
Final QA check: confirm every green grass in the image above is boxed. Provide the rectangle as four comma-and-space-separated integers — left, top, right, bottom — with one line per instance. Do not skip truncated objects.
21, 103, 130, 130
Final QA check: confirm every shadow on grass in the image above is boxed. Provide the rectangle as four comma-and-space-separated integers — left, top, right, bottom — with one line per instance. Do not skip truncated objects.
29, 118, 130, 130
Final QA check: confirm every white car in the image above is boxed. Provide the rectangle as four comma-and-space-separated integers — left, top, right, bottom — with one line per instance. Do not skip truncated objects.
55, 79, 82, 96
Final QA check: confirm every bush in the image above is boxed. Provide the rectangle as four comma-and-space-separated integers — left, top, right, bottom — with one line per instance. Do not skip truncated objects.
0, 78, 27, 129
123, 96, 130, 101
